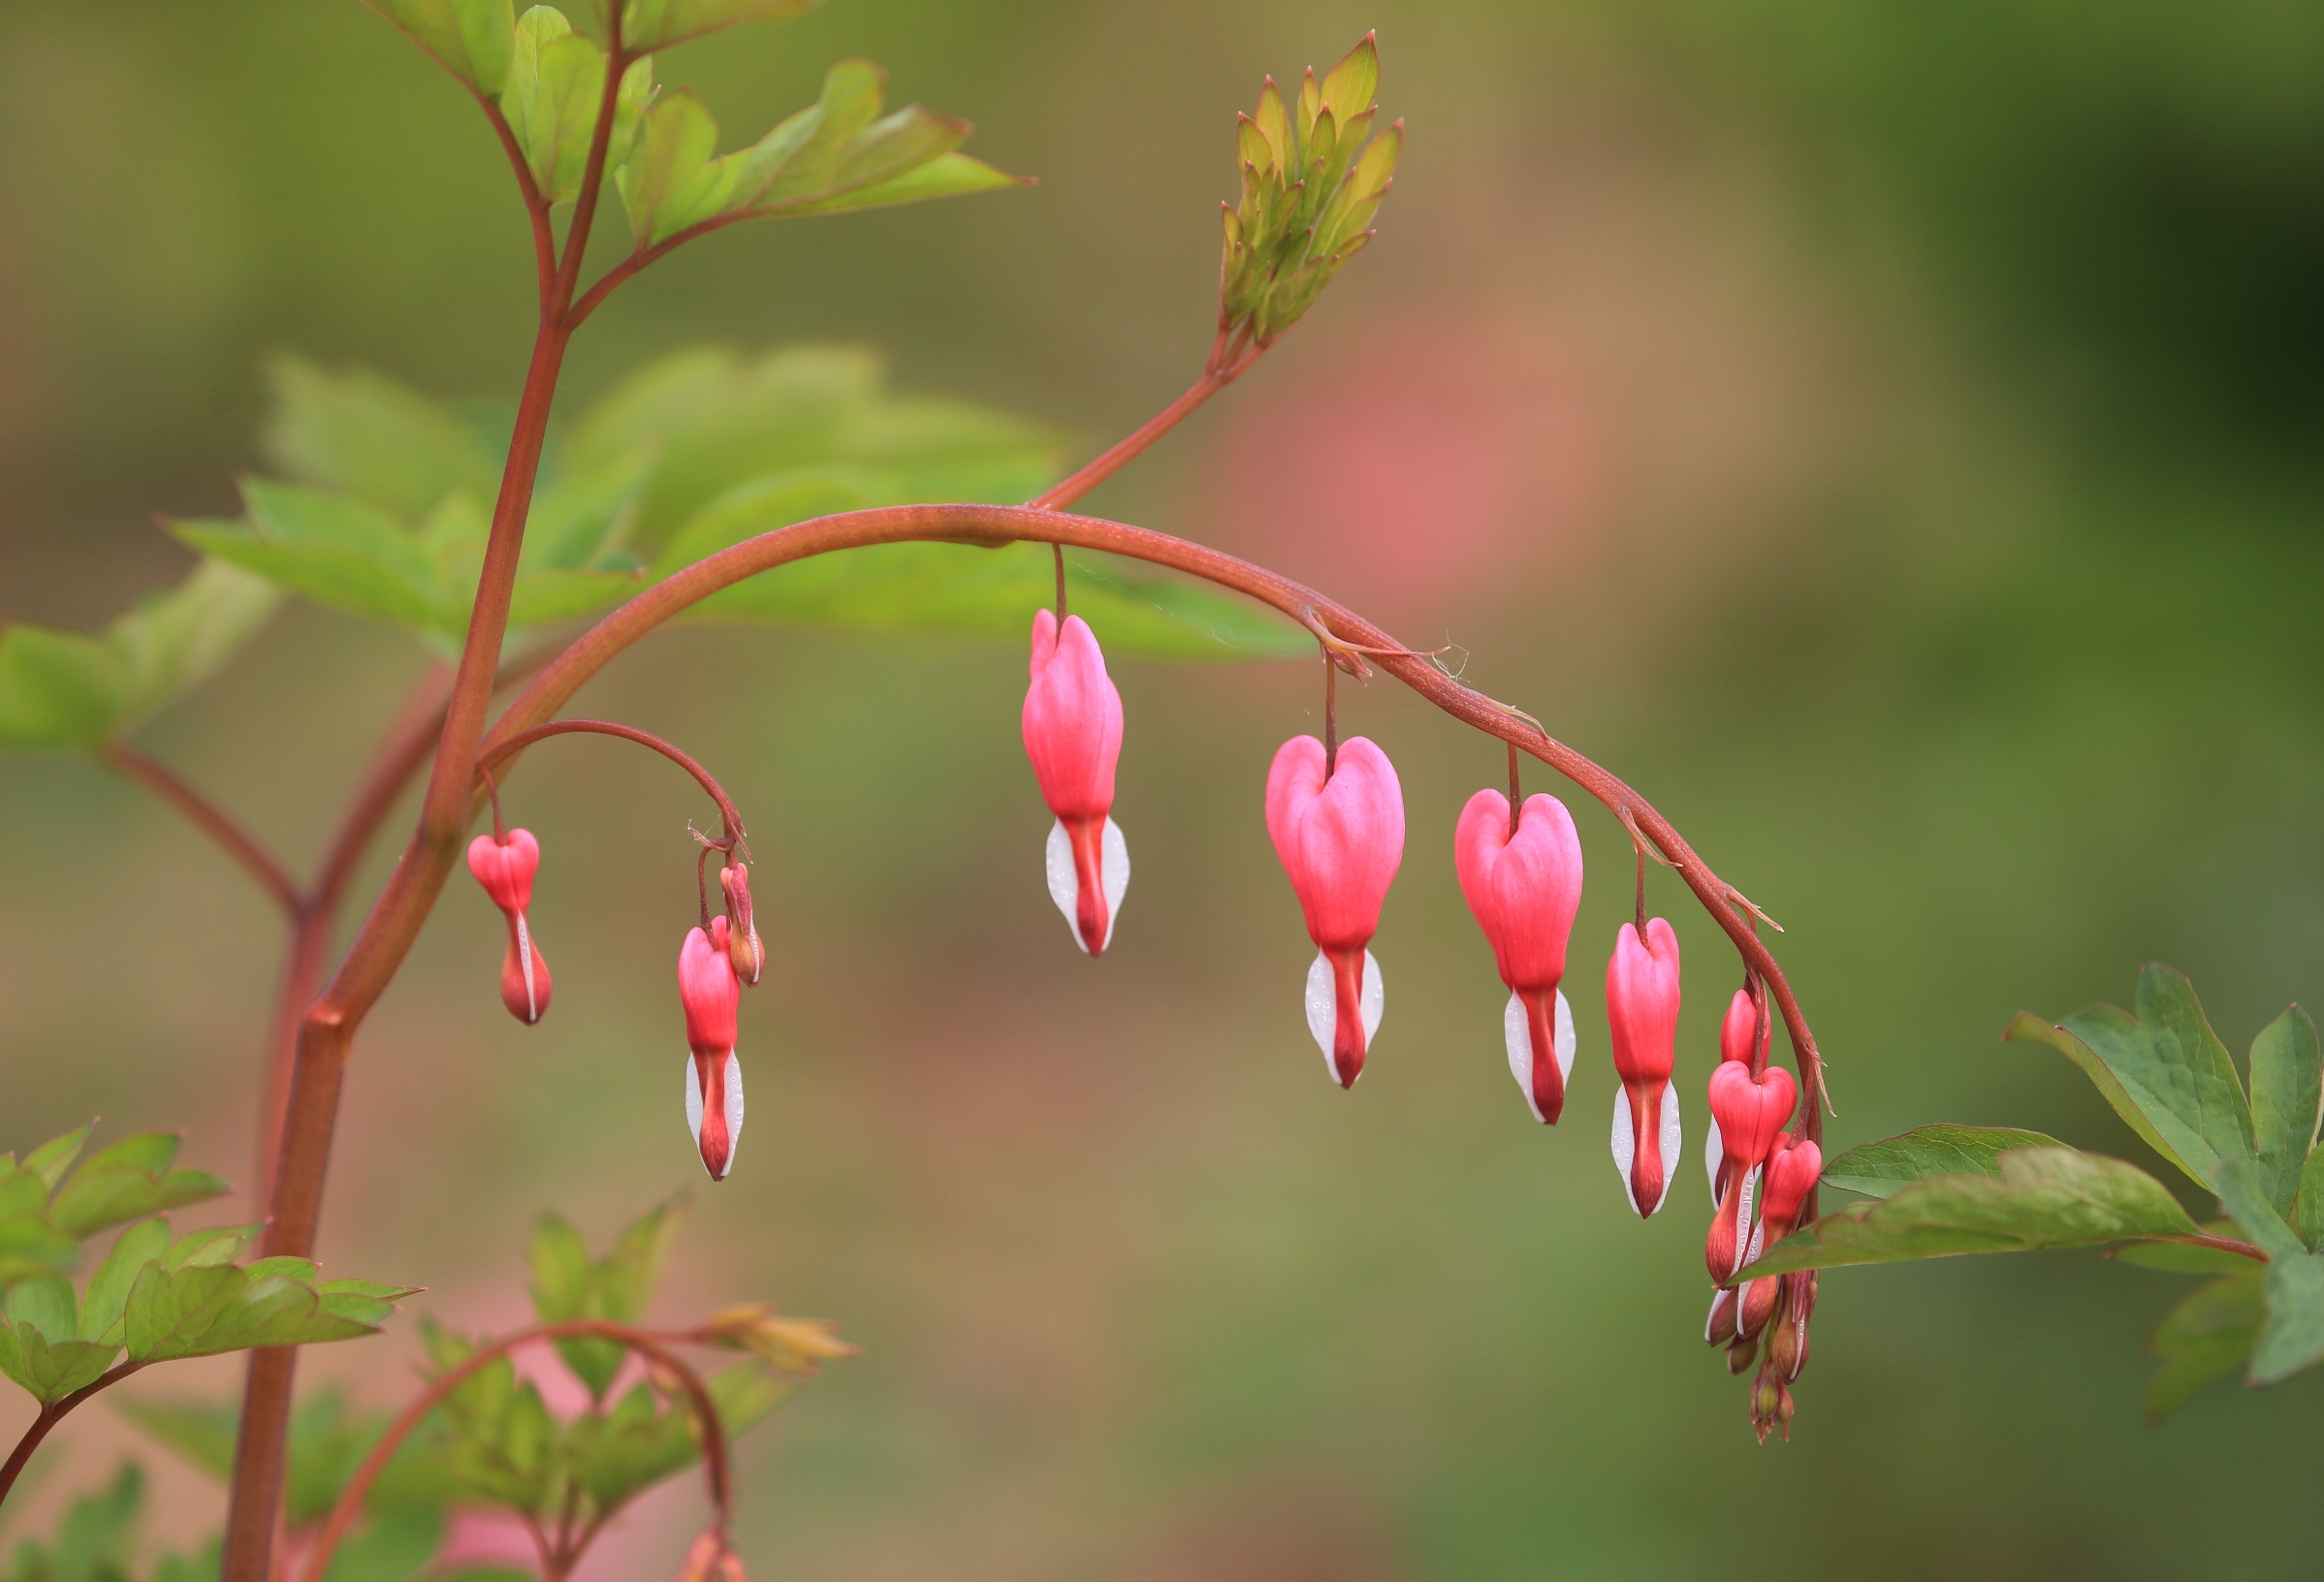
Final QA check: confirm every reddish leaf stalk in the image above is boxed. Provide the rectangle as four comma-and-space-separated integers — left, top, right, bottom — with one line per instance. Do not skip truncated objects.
0, 1363, 143, 1511
1027, 355, 1264, 513
97, 744, 301, 918
294, 1320, 731, 1582
221, 24, 631, 1577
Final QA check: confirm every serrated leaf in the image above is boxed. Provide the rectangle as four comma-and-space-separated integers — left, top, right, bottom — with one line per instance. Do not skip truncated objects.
124, 1259, 404, 1365
2008, 965, 2258, 1193
48, 1165, 230, 1242
2252, 1247, 2324, 1386
23, 1125, 94, 1193
364, 0, 517, 95
173, 482, 444, 633
775, 149, 1022, 215
261, 355, 501, 522
2147, 1267, 2262, 1419
2249, 1004, 2320, 1215
618, 0, 812, 51
1820, 1124, 2065, 1198
2214, 1155, 2306, 1260
166, 1223, 260, 1271
81, 1218, 170, 1343
1736, 1147, 2201, 1281
565, 1360, 791, 1512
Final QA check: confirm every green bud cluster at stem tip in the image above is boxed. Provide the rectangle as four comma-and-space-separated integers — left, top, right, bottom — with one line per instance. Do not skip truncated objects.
1219, 33, 1402, 348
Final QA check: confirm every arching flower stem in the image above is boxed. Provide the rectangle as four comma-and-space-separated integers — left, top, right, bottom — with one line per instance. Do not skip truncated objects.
475, 719, 749, 851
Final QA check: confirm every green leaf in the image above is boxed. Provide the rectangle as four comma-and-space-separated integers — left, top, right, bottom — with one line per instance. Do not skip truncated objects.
81, 1218, 170, 1343
261, 354, 501, 522
123, 1260, 409, 1365
1820, 1124, 2065, 1198
0, 1218, 81, 1289
7, 1276, 78, 1345
2007, 965, 2257, 1192
2252, 1248, 2324, 1386
112, 1395, 239, 1482
364, 0, 517, 95
23, 1125, 94, 1193
2294, 1143, 2324, 1252
2147, 1267, 2263, 1420
319, 1508, 444, 1582
2248, 1004, 2320, 1215
1735, 1146, 2201, 1281
2213, 1155, 2307, 1260
525, 1212, 592, 1325
173, 483, 444, 633
13, 1462, 145, 1576
617, 0, 812, 52
48, 1136, 230, 1241
564, 1361, 790, 1512
773, 148, 1021, 216
2115, 1219, 2259, 1274
165, 1224, 260, 1272
614, 87, 737, 245
0, 560, 280, 752
596, 1197, 684, 1322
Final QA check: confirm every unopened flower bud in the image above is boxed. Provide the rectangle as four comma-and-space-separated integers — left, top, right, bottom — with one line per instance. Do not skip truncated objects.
1705, 1286, 1737, 1348
1768, 1270, 1817, 1383
1718, 987, 1756, 1068
1453, 788, 1584, 1124
679, 918, 745, 1181
466, 829, 552, 1024
1750, 1368, 1794, 1443
1736, 1138, 1821, 1338
718, 864, 765, 986
1606, 917, 1682, 1217
1266, 735, 1406, 1089
1023, 610, 1130, 956
1727, 1334, 1759, 1376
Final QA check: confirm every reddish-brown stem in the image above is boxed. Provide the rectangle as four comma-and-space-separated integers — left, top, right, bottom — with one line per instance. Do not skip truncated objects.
477, 719, 748, 844
1053, 542, 1068, 619
1507, 741, 1521, 835
1321, 649, 1338, 776
481, 503, 1828, 1125
2149, 1233, 2270, 1264
566, 208, 757, 331
295, 1320, 731, 1582
478, 96, 556, 309
223, 27, 629, 1578
0, 1362, 143, 1510
1027, 356, 1263, 513
99, 744, 300, 918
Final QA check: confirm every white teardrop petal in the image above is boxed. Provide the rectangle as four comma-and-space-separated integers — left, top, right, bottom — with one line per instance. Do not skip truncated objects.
1304, 951, 1337, 1073
1552, 990, 1576, 1083
1705, 1115, 1726, 1204
1610, 1087, 1639, 1215
1652, 1078, 1681, 1216
1044, 819, 1087, 953
684, 1054, 704, 1144
516, 912, 539, 1021
1098, 816, 1130, 951
1359, 950, 1384, 1045
1734, 1164, 1762, 1278
1504, 992, 1542, 1123
721, 1053, 746, 1178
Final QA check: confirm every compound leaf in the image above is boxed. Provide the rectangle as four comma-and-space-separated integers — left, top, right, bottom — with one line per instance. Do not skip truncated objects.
2248, 1005, 2321, 1216
1820, 1124, 2065, 1199
365, 0, 517, 96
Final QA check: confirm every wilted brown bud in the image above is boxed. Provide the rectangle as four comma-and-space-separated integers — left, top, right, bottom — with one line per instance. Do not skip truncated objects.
1726, 1334, 1758, 1376
719, 865, 765, 986
1767, 1272, 1815, 1382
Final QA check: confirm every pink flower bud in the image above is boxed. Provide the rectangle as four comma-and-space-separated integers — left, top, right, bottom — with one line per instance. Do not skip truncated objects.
1023, 610, 1129, 956
1703, 988, 1766, 1201
1767, 1270, 1816, 1382
1606, 917, 1681, 1217
679, 918, 745, 1182
719, 865, 765, 987
1736, 1136, 1820, 1339
1704, 1285, 1738, 1348
466, 830, 552, 1025
1703, 1061, 1799, 1281
1453, 789, 1584, 1124
1265, 735, 1405, 1089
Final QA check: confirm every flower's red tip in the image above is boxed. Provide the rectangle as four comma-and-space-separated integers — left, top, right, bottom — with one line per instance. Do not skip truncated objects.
497, 912, 552, 1025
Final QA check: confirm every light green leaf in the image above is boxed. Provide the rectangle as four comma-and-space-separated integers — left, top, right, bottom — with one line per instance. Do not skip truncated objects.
23, 1124, 94, 1193
1735, 1146, 2200, 1281
364, 0, 517, 95
7, 1275, 78, 1345
15, 1462, 144, 1575
0, 626, 123, 748
2252, 1249, 2324, 1386
166, 1223, 260, 1271
596, 1197, 685, 1323
2248, 1004, 2320, 1215
508, 567, 644, 625
2295, 1144, 2324, 1252
48, 1143, 230, 1241
123, 1260, 407, 1364
775, 149, 1022, 216
526, 1212, 592, 1324
2007, 965, 2256, 1192
81, 1218, 171, 1343
617, 0, 812, 52
0, 1218, 81, 1288
614, 87, 735, 245
261, 354, 500, 522
173, 482, 444, 633
2213, 1155, 2306, 1260
1820, 1124, 2065, 1199
2147, 1267, 2262, 1420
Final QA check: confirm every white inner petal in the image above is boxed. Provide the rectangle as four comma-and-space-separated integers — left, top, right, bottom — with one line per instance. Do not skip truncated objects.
1044, 820, 1085, 953
516, 912, 538, 1021
684, 1054, 704, 1145
1552, 990, 1576, 1082
1652, 1078, 1681, 1216
1099, 816, 1130, 951
720, 1052, 746, 1179
1305, 952, 1337, 1073
1359, 949, 1384, 1044
1503, 993, 1542, 1123
1705, 1115, 1726, 1204
1735, 1164, 1762, 1277
1610, 1087, 1638, 1215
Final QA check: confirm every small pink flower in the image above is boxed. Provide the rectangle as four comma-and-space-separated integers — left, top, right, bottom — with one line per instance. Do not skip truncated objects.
1606, 917, 1682, 1217
466, 829, 552, 1025
1265, 735, 1405, 1089
1736, 1136, 1821, 1340
1703, 989, 1762, 1202
680, 918, 745, 1181
1453, 788, 1584, 1123
1022, 610, 1130, 955
1703, 1060, 1798, 1282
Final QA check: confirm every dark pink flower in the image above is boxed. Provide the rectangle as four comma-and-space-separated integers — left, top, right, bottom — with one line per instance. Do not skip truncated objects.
1022, 610, 1129, 955
1703, 1060, 1798, 1282
680, 917, 745, 1181
466, 829, 552, 1025
1606, 917, 1681, 1217
1737, 1136, 1821, 1340
1453, 788, 1584, 1123
1265, 735, 1405, 1089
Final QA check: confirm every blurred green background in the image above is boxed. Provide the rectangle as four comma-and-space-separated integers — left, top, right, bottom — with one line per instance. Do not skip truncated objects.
5, 0, 2324, 1575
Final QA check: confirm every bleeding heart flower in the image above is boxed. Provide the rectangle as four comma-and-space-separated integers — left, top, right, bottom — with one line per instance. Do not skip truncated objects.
1453, 788, 1584, 1123
1736, 1136, 1821, 1340
680, 917, 745, 1182
1703, 989, 1762, 1201
1703, 1060, 1799, 1282
1606, 917, 1682, 1217
1265, 735, 1405, 1089
466, 829, 552, 1025
1023, 610, 1129, 955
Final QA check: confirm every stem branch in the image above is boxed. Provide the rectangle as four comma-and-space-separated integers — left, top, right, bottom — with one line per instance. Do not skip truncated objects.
99, 745, 300, 919
0, 1363, 143, 1511
476, 719, 747, 844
